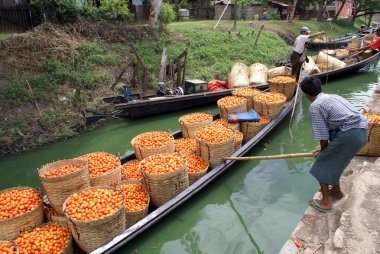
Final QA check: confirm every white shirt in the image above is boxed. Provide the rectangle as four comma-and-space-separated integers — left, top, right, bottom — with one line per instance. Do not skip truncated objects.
293, 35, 309, 54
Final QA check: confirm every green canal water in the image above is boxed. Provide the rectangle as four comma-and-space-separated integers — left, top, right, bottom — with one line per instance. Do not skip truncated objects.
0, 63, 379, 254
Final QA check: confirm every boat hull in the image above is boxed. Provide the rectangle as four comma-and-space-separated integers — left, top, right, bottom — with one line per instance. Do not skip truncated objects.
92, 92, 301, 254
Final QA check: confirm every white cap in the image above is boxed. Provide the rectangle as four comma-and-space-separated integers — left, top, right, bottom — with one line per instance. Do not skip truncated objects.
301, 27, 311, 33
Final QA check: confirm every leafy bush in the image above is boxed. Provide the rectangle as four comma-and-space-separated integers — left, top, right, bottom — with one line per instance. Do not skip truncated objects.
160, 3, 176, 25
30, 0, 79, 24
0, 80, 30, 107
99, 0, 133, 21
268, 10, 281, 20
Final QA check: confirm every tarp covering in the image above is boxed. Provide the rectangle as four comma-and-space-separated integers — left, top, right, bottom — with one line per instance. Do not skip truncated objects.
227, 109, 260, 123
208, 80, 228, 92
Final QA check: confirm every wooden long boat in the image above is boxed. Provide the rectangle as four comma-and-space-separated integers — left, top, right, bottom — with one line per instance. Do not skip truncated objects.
275, 51, 380, 81
100, 85, 266, 120
91, 92, 301, 254
306, 35, 355, 51
312, 50, 380, 81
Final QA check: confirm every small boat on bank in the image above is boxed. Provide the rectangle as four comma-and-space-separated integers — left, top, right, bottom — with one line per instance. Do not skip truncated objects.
91, 91, 301, 254
312, 50, 380, 81
306, 35, 355, 51
99, 84, 267, 120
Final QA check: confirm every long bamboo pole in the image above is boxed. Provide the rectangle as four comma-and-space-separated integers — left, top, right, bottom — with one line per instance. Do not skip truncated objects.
224, 152, 316, 161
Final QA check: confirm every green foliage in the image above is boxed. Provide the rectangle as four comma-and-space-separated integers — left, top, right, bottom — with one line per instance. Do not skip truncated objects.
234, 0, 257, 7
79, 4, 102, 21
0, 80, 30, 107
179, 0, 190, 9
99, 0, 133, 21
30, 0, 79, 24
160, 3, 176, 25
268, 10, 281, 20
1, 41, 122, 108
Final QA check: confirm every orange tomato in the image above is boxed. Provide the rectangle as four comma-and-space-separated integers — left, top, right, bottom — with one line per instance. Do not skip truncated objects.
132, 132, 174, 149
196, 125, 234, 144
174, 138, 197, 154
82, 153, 120, 178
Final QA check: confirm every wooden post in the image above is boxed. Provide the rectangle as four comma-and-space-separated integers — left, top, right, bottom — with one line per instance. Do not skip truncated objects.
158, 48, 167, 83
26, 80, 42, 117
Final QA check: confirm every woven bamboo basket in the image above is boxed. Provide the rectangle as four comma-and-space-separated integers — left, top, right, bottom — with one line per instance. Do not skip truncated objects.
195, 129, 234, 168
217, 96, 247, 119
131, 131, 175, 160
43, 203, 67, 225
140, 154, 189, 207
63, 187, 126, 253
232, 88, 262, 111
118, 179, 150, 229
357, 118, 380, 156
268, 75, 297, 101
38, 159, 90, 215
0, 240, 19, 254
179, 113, 213, 138
253, 92, 286, 119
0, 187, 44, 240
79, 152, 121, 187
234, 131, 244, 152
241, 120, 270, 144
186, 154, 209, 185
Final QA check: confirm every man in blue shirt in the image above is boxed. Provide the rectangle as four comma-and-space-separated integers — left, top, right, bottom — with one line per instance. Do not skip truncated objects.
300, 77, 368, 212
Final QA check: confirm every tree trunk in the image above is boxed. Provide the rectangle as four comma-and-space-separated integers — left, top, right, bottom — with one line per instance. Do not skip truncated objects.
288, 0, 298, 22
149, 0, 162, 29
317, 1, 324, 21
368, 13, 373, 26
233, 5, 237, 31
333, 0, 347, 21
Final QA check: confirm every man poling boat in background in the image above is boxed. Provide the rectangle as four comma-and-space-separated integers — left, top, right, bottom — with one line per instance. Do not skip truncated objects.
291, 27, 325, 81
300, 77, 368, 213
353, 27, 380, 52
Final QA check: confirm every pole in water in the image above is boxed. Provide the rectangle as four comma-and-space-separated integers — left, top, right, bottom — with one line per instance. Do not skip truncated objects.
224, 152, 316, 161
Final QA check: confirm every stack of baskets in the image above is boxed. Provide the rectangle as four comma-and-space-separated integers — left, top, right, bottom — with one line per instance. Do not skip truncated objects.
195, 125, 235, 168
217, 96, 247, 119
357, 112, 380, 156
179, 112, 213, 138
139, 153, 189, 207
268, 75, 297, 101
253, 92, 286, 119
232, 87, 262, 111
